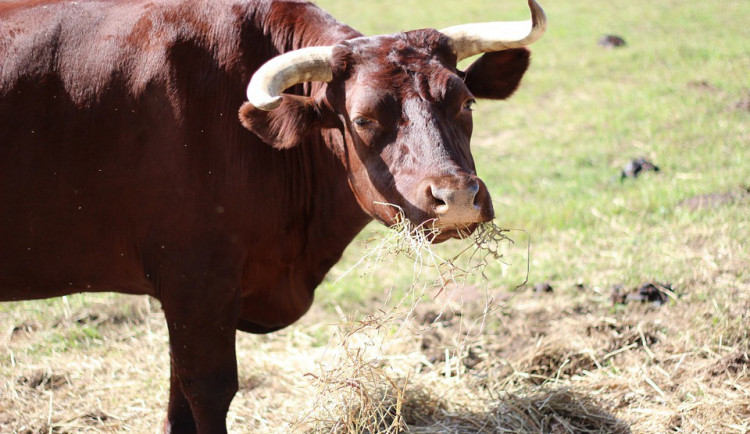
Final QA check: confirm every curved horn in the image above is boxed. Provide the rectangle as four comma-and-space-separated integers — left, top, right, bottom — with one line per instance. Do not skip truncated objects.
440, 0, 547, 62
246, 45, 334, 111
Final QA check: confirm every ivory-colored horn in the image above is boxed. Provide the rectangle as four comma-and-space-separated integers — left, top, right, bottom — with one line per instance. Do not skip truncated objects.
246, 45, 334, 111
440, 0, 547, 62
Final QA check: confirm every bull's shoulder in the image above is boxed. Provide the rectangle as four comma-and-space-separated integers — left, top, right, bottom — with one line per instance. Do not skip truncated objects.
0, 0, 266, 101
1, 0, 162, 94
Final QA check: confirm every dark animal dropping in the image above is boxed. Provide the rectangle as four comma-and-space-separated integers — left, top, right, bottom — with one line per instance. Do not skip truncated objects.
598, 34, 626, 48
533, 282, 554, 293
621, 157, 660, 179
611, 282, 674, 306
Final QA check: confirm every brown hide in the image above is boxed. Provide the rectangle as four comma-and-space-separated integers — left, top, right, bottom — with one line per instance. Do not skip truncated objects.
0, 0, 533, 432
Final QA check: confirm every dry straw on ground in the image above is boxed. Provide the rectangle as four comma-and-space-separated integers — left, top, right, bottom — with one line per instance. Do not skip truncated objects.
282, 220, 633, 433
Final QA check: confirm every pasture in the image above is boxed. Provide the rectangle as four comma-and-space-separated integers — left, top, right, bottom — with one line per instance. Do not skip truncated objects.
1, 0, 748, 432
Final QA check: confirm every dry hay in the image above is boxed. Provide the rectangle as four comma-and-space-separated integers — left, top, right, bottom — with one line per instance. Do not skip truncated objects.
0, 296, 169, 433
283, 309, 630, 434
279, 219, 630, 433
338, 210, 519, 292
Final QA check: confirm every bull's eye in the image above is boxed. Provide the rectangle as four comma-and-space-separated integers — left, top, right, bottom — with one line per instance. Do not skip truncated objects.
463, 99, 477, 111
353, 117, 372, 127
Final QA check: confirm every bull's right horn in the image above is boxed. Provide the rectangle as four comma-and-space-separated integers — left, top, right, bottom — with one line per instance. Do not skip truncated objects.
440, 0, 547, 62
246, 45, 334, 111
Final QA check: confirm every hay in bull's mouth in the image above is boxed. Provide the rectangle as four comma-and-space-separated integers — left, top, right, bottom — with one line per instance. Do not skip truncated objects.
337, 203, 517, 292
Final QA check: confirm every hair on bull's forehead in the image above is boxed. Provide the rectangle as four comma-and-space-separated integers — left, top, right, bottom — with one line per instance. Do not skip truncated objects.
340, 29, 461, 101
342, 29, 457, 70
386, 29, 457, 68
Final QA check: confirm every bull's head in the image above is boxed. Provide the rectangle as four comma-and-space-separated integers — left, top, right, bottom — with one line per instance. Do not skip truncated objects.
240, 0, 546, 242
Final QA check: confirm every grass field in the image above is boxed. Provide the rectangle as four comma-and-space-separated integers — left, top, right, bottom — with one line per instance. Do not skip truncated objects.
1, 0, 749, 432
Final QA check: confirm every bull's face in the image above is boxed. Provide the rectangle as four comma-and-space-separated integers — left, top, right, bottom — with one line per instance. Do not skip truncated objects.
327, 32, 530, 241
240, 1, 546, 242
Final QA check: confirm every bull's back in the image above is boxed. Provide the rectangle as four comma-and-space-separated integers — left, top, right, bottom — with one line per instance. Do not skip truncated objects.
0, 0, 218, 300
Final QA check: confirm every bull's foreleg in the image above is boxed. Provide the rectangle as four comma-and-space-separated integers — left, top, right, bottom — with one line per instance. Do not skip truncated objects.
161, 284, 241, 434
164, 362, 197, 433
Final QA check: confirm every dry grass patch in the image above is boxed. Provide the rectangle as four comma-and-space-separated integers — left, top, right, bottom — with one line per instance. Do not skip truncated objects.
0, 295, 169, 433
281, 307, 630, 434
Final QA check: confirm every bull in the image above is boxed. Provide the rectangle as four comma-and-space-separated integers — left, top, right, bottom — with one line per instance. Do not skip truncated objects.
0, 0, 546, 431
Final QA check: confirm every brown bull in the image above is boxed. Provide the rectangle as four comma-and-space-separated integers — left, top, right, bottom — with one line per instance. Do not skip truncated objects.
0, 0, 546, 431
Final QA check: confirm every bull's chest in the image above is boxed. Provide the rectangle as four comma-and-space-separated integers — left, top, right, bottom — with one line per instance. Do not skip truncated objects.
236, 254, 335, 333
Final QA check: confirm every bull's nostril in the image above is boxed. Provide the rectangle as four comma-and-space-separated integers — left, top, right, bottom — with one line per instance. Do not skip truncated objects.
429, 185, 449, 210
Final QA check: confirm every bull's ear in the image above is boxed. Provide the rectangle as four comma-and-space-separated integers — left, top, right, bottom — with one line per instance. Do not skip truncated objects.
239, 95, 339, 149
463, 48, 530, 100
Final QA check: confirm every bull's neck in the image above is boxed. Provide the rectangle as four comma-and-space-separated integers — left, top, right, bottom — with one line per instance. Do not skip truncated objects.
285, 133, 371, 274
230, 1, 371, 277
252, 3, 369, 264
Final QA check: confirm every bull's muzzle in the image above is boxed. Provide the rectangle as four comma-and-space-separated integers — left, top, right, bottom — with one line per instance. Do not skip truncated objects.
422, 175, 494, 228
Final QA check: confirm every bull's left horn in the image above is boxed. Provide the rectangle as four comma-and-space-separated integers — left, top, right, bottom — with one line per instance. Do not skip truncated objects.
440, 0, 547, 62
246, 45, 334, 111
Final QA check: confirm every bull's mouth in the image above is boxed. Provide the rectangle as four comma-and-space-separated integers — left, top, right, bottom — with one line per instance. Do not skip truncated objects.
427, 222, 480, 243
394, 217, 480, 243
375, 203, 488, 243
